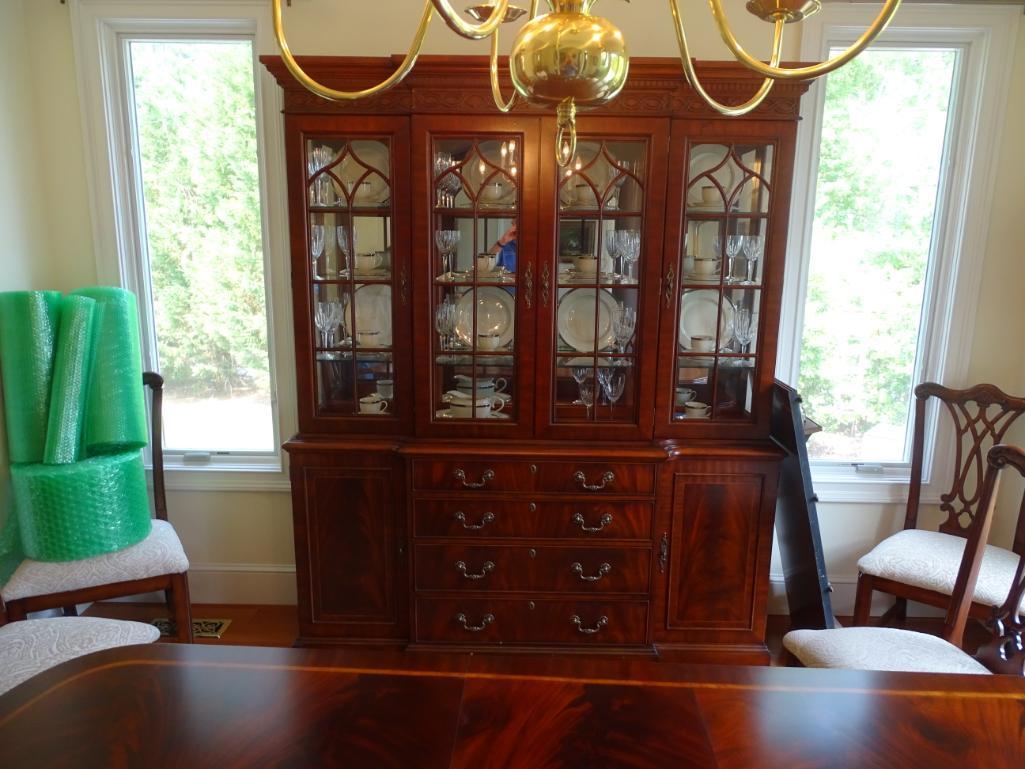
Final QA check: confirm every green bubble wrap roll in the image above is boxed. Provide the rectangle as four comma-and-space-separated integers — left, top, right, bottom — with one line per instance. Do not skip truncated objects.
70, 287, 148, 455
0, 291, 62, 463
43, 295, 97, 465
11, 452, 151, 561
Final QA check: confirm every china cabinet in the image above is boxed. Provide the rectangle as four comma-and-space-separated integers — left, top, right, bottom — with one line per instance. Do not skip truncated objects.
265, 55, 810, 662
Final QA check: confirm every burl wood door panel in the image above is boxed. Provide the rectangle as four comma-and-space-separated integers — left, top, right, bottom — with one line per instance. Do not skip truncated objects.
664, 471, 764, 631
302, 466, 403, 633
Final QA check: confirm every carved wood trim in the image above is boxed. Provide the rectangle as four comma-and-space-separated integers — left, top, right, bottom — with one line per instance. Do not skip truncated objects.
260, 56, 811, 121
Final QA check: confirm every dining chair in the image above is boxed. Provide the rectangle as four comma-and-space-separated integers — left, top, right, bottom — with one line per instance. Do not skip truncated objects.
852, 382, 1025, 628
0, 594, 161, 696
784, 444, 1025, 675
0, 373, 193, 642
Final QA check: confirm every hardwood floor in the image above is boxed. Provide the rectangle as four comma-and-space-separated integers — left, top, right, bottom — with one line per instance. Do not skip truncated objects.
84, 602, 993, 663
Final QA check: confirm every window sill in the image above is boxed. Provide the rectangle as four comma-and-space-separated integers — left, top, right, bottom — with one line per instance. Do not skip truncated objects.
809, 469, 941, 506
147, 464, 291, 493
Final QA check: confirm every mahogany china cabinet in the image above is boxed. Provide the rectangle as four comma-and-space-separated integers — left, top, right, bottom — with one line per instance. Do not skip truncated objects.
264, 55, 809, 663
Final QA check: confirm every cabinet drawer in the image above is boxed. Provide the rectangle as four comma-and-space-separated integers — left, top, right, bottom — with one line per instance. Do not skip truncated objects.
415, 597, 648, 645
535, 462, 656, 494
414, 544, 650, 594
412, 460, 534, 492
413, 499, 653, 540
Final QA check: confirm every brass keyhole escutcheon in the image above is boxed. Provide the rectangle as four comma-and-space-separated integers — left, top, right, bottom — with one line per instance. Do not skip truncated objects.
528, 502, 537, 512
528, 601, 536, 610
528, 548, 537, 558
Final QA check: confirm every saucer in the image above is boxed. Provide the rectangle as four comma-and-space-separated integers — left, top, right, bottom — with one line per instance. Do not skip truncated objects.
682, 272, 720, 284
436, 408, 511, 420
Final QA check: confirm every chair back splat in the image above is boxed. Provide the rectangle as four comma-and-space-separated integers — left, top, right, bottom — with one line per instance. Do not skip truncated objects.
907, 383, 1025, 547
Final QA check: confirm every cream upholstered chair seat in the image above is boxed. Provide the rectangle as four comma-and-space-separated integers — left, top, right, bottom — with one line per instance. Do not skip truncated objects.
0, 616, 160, 695
857, 529, 1023, 611
783, 627, 991, 675
0, 520, 189, 603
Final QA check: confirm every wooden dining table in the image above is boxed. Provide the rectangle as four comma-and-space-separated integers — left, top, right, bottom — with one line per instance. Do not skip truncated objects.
1, 643, 1023, 768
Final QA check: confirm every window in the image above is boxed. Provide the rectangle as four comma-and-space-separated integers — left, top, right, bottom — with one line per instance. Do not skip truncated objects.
126, 38, 273, 454
777, 4, 1021, 500
72, 1, 293, 482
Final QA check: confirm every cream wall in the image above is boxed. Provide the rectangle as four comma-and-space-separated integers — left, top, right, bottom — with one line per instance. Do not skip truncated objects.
5, 1, 1025, 610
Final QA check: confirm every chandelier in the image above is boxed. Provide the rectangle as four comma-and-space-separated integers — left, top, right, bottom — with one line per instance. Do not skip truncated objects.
272, 0, 901, 166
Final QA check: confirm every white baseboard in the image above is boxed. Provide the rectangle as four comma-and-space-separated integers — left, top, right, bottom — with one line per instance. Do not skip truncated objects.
101, 562, 299, 606
769, 573, 945, 619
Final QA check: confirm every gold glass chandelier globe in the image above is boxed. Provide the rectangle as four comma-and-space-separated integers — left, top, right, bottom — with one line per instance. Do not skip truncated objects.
509, 2, 629, 109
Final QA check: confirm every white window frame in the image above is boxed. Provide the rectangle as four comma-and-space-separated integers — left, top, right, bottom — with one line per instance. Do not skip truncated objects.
71, 0, 295, 490
777, 3, 1021, 503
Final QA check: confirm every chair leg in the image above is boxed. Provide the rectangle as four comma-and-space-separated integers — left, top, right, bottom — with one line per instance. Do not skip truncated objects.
166, 572, 193, 643
852, 573, 874, 626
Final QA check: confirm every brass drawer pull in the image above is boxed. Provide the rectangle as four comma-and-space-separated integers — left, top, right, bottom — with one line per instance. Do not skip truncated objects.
455, 612, 495, 632
571, 561, 612, 582
570, 614, 608, 635
454, 511, 495, 530
454, 468, 495, 489
573, 470, 614, 491
571, 512, 613, 533
455, 560, 495, 580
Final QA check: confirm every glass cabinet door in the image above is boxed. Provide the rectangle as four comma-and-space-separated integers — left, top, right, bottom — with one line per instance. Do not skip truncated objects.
538, 119, 669, 439
301, 125, 410, 431
658, 134, 778, 435
414, 118, 540, 435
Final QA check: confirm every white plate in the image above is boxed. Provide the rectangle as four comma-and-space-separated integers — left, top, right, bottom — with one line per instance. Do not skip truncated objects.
334, 141, 391, 206
678, 289, 735, 350
687, 146, 737, 207
557, 289, 619, 353
454, 287, 516, 348
354, 284, 393, 346
436, 408, 511, 420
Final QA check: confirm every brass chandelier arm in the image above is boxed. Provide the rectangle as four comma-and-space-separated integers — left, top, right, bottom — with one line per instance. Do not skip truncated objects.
272, 0, 433, 100
669, 0, 783, 116
490, 0, 540, 112
708, 0, 902, 81
432, 0, 510, 39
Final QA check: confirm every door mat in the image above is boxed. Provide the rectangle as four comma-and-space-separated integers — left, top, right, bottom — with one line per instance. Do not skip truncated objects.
151, 618, 232, 639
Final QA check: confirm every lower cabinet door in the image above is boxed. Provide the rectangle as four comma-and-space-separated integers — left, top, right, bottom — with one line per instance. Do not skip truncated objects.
415, 597, 648, 645
291, 452, 407, 641
653, 457, 779, 651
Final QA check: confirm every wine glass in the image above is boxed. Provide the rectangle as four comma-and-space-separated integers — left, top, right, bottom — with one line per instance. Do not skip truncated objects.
435, 230, 461, 279
579, 379, 595, 421
742, 235, 764, 285
339, 292, 352, 346
612, 304, 636, 353
603, 229, 621, 279
599, 370, 626, 419
310, 223, 325, 279
314, 300, 342, 348
570, 364, 590, 405
734, 307, 754, 353
619, 230, 641, 282
434, 295, 456, 350
715, 234, 744, 284
335, 226, 353, 276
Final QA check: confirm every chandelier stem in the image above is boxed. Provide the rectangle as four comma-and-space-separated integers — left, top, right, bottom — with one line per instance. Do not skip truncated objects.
669, 0, 784, 117
555, 99, 577, 168
431, 0, 510, 39
708, 0, 902, 80
490, 0, 540, 113
272, 0, 433, 100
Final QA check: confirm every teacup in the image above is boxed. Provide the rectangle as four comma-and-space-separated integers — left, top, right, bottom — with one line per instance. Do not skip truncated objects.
574, 184, 593, 205
481, 181, 506, 203
448, 393, 505, 419
455, 375, 507, 395
684, 400, 710, 418
359, 394, 389, 414
691, 335, 716, 352
476, 252, 498, 275
692, 257, 720, 276
700, 185, 718, 205
574, 255, 598, 275
376, 379, 394, 399
356, 330, 380, 347
675, 387, 697, 406
355, 252, 384, 273
477, 333, 501, 351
